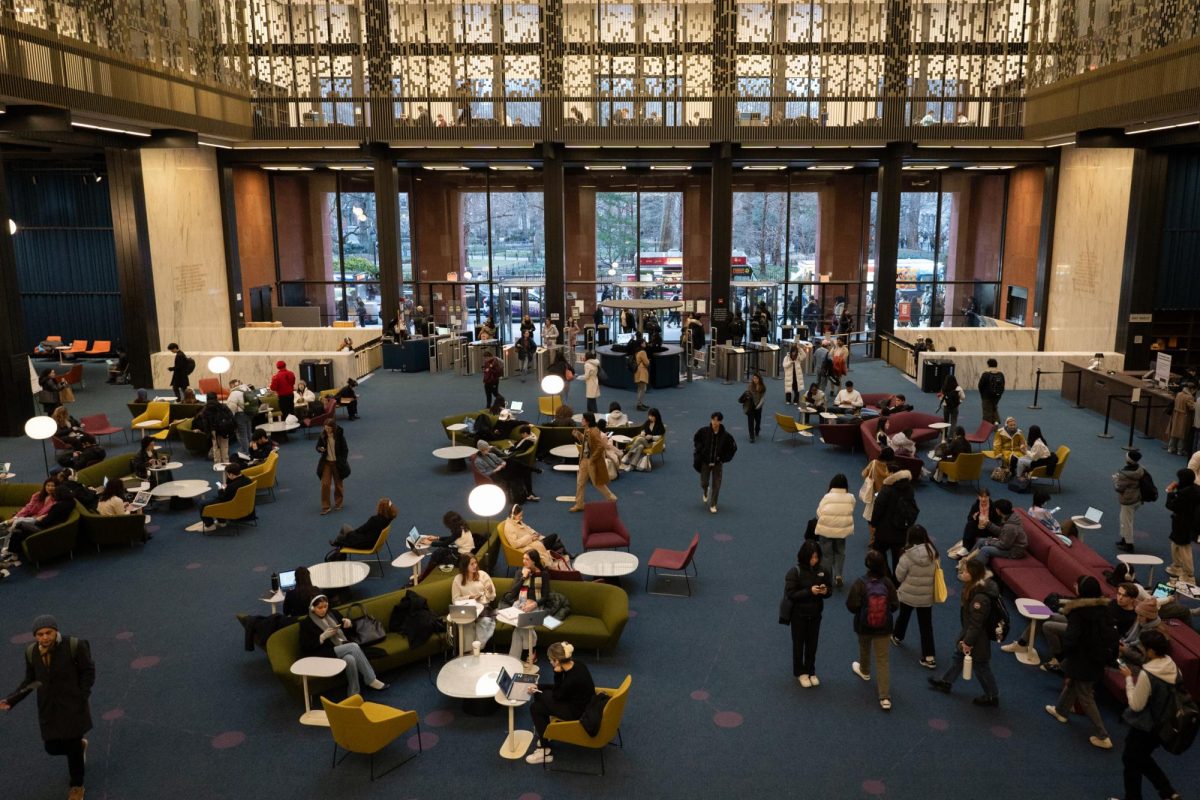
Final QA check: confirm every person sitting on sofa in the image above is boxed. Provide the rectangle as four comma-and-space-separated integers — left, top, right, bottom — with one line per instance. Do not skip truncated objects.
283, 567, 322, 617
605, 402, 629, 429
502, 504, 570, 567
1027, 489, 1061, 534
3, 484, 75, 559
889, 427, 917, 458
94, 479, 149, 534
971, 498, 1027, 567
298, 594, 386, 695
503, 550, 551, 665
551, 404, 577, 427
834, 380, 864, 411
1117, 599, 1163, 667
931, 426, 972, 483
803, 382, 826, 413
451, 553, 497, 649
130, 436, 163, 481
292, 380, 318, 419
990, 417, 1025, 465
329, 498, 397, 550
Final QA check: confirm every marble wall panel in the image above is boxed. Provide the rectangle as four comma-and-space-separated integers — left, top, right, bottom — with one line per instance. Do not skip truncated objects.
237, 327, 382, 353
894, 323, 1037, 354
152, 350, 358, 390
140, 148, 233, 352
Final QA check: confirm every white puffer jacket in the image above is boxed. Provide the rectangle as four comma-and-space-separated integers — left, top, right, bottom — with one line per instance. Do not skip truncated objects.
815, 488, 856, 539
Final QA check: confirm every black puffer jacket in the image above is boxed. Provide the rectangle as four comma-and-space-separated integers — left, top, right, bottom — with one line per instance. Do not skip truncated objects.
1166, 483, 1200, 546
870, 470, 918, 548
1057, 597, 1118, 682
958, 579, 1000, 663
785, 562, 830, 619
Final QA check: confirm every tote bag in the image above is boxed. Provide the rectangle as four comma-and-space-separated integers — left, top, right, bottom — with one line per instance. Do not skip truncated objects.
931, 559, 949, 604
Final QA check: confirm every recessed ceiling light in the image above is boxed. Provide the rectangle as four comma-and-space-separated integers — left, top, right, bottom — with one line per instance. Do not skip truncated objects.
650, 165, 690, 171
422, 164, 470, 171
964, 165, 1015, 170
742, 165, 787, 171
807, 165, 853, 171
584, 165, 625, 171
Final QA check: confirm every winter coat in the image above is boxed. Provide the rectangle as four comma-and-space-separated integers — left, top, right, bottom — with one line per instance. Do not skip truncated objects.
315, 427, 352, 480
990, 428, 1024, 462
815, 488, 856, 539
583, 358, 600, 399
981, 514, 1028, 558
1057, 597, 1117, 682
337, 513, 390, 550
1169, 390, 1196, 440
846, 574, 899, 635
870, 470, 918, 548
298, 609, 348, 659
578, 426, 610, 487
169, 350, 190, 389
9, 636, 94, 742
958, 579, 1000, 662
861, 459, 889, 494
785, 562, 830, 619
1165, 483, 1200, 546
1113, 464, 1145, 506
634, 350, 650, 384
692, 423, 737, 473
782, 353, 805, 390
895, 544, 938, 608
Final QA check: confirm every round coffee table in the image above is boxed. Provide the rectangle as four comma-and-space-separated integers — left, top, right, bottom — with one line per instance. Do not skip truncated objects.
437, 653, 524, 715
929, 421, 951, 442
290, 656, 347, 726
150, 479, 211, 510
574, 550, 640, 580
1117, 553, 1164, 586
307, 560, 371, 591
433, 445, 477, 471
257, 419, 300, 442
549, 444, 580, 460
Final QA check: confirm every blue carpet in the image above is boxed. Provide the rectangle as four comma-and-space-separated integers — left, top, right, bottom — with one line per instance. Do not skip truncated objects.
0, 358, 1197, 800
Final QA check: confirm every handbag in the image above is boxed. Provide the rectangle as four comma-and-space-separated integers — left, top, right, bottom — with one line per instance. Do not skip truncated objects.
990, 465, 1011, 482
858, 475, 874, 504
59, 385, 76, 404
579, 692, 610, 737
346, 603, 387, 646
932, 559, 949, 604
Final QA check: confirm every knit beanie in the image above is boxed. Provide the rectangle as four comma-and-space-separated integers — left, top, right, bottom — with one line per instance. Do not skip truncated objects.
1077, 575, 1102, 598
1136, 598, 1158, 619
1127, 450, 1142, 463
32, 614, 58, 633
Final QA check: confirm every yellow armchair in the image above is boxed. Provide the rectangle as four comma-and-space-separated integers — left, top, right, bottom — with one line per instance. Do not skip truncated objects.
643, 434, 666, 466
200, 480, 258, 534
542, 674, 632, 775
243, 451, 279, 501
339, 523, 392, 578
131, 401, 170, 433
936, 451, 985, 489
1028, 445, 1070, 492
321, 694, 421, 781
771, 413, 812, 445
498, 520, 524, 576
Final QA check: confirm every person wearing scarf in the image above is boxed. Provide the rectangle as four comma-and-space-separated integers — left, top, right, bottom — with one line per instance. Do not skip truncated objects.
297, 595, 385, 696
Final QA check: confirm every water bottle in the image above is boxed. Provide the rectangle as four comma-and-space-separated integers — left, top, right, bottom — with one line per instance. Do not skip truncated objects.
270, 572, 280, 593
962, 653, 974, 681
519, 586, 528, 605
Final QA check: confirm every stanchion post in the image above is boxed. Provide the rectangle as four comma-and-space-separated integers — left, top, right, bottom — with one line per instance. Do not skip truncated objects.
1123, 400, 1140, 451
1028, 368, 1043, 410
1097, 393, 1116, 439
1138, 398, 1156, 440
1073, 368, 1084, 409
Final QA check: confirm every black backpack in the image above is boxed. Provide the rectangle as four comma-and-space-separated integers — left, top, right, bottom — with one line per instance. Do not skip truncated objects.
183, 356, 196, 376
984, 371, 1005, 398
1152, 672, 1199, 755
1139, 470, 1158, 503
626, 350, 639, 372
214, 405, 237, 436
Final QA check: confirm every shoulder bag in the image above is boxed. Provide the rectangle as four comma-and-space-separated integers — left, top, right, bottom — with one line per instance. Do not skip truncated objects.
931, 558, 949, 604
346, 603, 387, 646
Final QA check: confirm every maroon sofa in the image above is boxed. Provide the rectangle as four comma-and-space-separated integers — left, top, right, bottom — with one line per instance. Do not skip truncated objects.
858, 411, 943, 479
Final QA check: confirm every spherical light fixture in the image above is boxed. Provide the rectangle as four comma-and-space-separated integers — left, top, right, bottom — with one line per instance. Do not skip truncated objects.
463, 270, 473, 280
540, 374, 564, 396
468, 484, 507, 519
25, 415, 57, 473
207, 356, 231, 374
8, 219, 16, 235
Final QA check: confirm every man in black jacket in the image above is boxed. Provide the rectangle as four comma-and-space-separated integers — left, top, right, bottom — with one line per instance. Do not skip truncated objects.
1043, 575, 1115, 749
1, 614, 95, 800
1165, 467, 1200, 584
870, 469, 918, 578
200, 463, 253, 532
167, 342, 190, 401
693, 412, 737, 514
977, 358, 1005, 424
503, 425, 541, 502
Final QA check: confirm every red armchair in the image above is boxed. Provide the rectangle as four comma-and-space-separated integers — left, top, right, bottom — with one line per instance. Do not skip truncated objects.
965, 420, 997, 444
581, 502, 631, 551
80, 413, 127, 444
646, 533, 700, 596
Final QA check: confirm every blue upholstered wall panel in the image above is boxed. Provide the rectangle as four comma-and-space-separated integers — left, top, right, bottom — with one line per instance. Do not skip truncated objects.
4, 168, 123, 349
1156, 153, 1200, 311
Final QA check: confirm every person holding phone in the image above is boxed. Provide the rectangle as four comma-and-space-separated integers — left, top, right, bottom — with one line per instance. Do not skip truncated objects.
524, 641, 595, 765
1114, 629, 1182, 800
298, 595, 386, 696
315, 418, 350, 515
784, 540, 829, 688
199, 463, 252, 533
502, 550, 550, 664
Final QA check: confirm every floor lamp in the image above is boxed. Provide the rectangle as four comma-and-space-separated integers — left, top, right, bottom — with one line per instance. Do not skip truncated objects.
540, 374, 564, 416
468, 483, 507, 538
25, 415, 57, 475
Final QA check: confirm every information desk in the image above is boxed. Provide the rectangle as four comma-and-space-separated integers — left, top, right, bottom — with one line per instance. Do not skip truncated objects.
597, 344, 681, 390
1060, 360, 1174, 442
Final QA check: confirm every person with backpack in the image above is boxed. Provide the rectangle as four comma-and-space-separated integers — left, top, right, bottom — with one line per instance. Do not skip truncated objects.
1165, 468, 1199, 585
927, 557, 1002, 707
1110, 629, 1187, 800
977, 358, 1005, 424
783, 540, 830, 688
829, 338, 850, 388
195, 395, 236, 465
892, 525, 940, 670
0, 614, 95, 800
167, 342, 192, 401
482, 350, 505, 409
812, 339, 832, 394
1043, 574, 1116, 749
632, 339, 651, 411
1113, 450, 1148, 553
938, 373, 965, 432
870, 469, 918, 578
225, 379, 253, 454
846, 550, 899, 711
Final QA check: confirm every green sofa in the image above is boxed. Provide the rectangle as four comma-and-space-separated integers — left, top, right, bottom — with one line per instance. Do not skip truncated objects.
535, 423, 641, 456
264, 575, 629, 698
416, 521, 501, 587
76, 454, 137, 489
1, 482, 80, 568
77, 503, 148, 550
440, 410, 499, 444
173, 417, 212, 456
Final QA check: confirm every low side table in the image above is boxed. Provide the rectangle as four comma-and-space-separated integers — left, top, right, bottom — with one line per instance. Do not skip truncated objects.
290, 656, 347, 726
1013, 598, 1053, 666
392, 550, 427, 585
495, 689, 535, 759
446, 422, 468, 446
1117, 553, 1164, 587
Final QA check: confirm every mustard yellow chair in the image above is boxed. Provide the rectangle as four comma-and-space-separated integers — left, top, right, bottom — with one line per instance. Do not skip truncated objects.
936, 451, 985, 490
130, 401, 170, 433
243, 451, 279, 501
771, 413, 812, 445
497, 520, 524, 576
541, 674, 632, 775
320, 695, 422, 781
199, 480, 258, 534
643, 434, 666, 466
340, 523, 392, 578
1028, 445, 1070, 493
537, 395, 559, 422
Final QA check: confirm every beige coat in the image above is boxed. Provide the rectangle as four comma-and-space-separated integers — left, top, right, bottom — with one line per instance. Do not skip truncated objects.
502, 518, 557, 566
1168, 389, 1195, 440
634, 350, 650, 384
579, 426, 611, 486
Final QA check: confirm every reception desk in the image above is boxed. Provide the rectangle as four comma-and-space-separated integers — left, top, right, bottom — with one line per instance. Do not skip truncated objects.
1059, 360, 1174, 442
914, 351, 1125, 391
597, 345, 681, 390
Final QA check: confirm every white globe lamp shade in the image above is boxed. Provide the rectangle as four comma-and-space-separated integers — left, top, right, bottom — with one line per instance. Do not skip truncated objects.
207, 356, 231, 374
24, 415, 57, 440
541, 374, 565, 395
7, 219, 16, 235
468, 484, 507, 518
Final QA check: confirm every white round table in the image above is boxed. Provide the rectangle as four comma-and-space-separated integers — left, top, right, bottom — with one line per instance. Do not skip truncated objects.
574, 550, 640, 579
433, 445, 477, 471
446, 422, 468, 446
290, 657, 347, 726
819, 412, 838, 422
929, 421, 951, 442
609, 434, 633, 444
549, 444, 580, 459
148, 461, 183, 472
308, 560, 371, 590
495, 689, 535, 759
1071, 516, 1101, 540
1117, 553, 1164, 586
391, 551, 427, 584
437, 653, 524, 702
1014, 597, 1053, 666
257, 419, 300, 442
149, 479, 211, 500
261, 590, 284, 615
0, 471, 14, 482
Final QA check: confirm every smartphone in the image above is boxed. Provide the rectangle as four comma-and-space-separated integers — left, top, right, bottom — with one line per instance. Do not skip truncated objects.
1152, 583, 1176, 600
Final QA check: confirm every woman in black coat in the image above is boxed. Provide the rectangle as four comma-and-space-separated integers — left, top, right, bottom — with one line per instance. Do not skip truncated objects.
330, 498, 396, 550
1045, 575, 1115, 748
525, 640, 596, 766
298, 595, 385, 696
315, 419, 350, 515
38, 368, 66, 414
784, 540, 830, 687
869, 469, 918, 578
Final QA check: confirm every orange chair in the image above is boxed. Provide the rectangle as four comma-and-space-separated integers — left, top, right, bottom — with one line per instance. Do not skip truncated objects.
59, 340, 88, 361
60, 363, 85, 389
83, 340, 111, 357
198, 377, 229, 400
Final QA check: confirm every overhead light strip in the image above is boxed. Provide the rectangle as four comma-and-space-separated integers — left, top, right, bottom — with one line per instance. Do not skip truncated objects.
903, 165, 949, 171
1127, 120, 1199, 135
807, 165, 853, 171
964, 164, 1015, 170
262, 165, 314, 171
327, 165, 373, 171
71, 121, 151, 138
489, 165, 535, 171
742, 164, 787, 171
649, 165, 691, 171
198, 141, 233, 150
422, 164, 470, 171
584, 165, 625, 171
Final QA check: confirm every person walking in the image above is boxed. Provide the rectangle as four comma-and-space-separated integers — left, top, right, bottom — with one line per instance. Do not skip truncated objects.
783, 540, 830, 688
927, 557, 1001, 707
815, 473, 855, 588
892, 524, 940, 670
482, 350, 505, 409
315, 418, 350, 515
1113, 450, 1146, 553
977, 358, 1005, 424
582, 350, 601, 414
693, 411, 737, 514
225, 379, 253, 455
740, 372, 767, 442
870, 468, 919, 578
846, 550, 899, 711
1, 615, 95, 800
633, 339, 651, 411
270, 360, 297, 419
567, 413, 616, 512
166, 343, 191, 401
1044, 574, 1115, 750
1165, 468, 1199, 585
812, 339, 832, 394
1111, 629, 1184, 800
783, 344, 805, 405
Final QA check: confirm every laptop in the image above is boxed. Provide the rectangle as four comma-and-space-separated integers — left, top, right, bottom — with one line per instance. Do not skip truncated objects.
509, 401, 524, 413
515, 610, 548, 628
127, 491, 153, 511
406, 526, 431, 553
495, 666, 537, 700
448, 603, 479, 623
1083, 507, 1103, 525
278, 570, 297, 592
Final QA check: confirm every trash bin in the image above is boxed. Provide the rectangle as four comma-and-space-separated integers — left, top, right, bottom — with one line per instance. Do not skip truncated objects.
300, 359, 333, 392
921, 359, 955, 393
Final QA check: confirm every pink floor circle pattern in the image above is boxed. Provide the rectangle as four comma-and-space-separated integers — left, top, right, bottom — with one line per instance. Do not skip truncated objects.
990, 725, 1012, 739
690, 690, 710, 701
36, 570, 60, 580
713, 710, 743, 728
733, 594, 749, 603
518, 793, 543, 800
862, 779, 887, 796
10, 632, 34, 645
713, 533, 733, 542
103, 708, 126, 721
186, 562, 203, 570
130, 655, 160, 670
408, 731, 437, 751
424, 709, 455, 727
928, 718, 950, 731
115, 631, 134, 641
252, 565, 269, 573
212, 731, 246, 749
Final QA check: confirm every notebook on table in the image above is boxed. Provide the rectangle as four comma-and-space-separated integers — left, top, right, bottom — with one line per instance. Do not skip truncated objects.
509, 401, 524, 413
495, 667, 537, 700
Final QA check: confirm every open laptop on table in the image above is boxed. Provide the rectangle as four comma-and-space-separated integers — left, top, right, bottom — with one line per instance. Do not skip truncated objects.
508, 401, 524, 414
1082, 507, 1103, 525
261, 569, 296, 601
448, 602, 479, 623
406, 526, 432, 554
127, 490, 152, 511
496, 666, 537, 700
